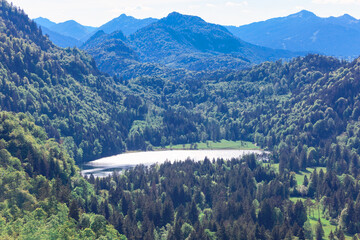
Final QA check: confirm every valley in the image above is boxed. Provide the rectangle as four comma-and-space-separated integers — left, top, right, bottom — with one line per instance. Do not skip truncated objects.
0, 0, 360, 239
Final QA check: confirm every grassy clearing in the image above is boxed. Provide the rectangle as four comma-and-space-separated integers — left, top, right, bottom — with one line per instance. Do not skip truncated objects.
262, 163, 279, 173
293, 167, 327, 185
290, 196, 351, 239
290, 166, 352, 239
154, 140, 260, 150
308, 215, 337, 239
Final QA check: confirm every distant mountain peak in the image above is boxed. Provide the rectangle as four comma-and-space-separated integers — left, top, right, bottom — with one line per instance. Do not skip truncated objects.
226, 9, 360, 57
341, 13, 353, 18
117, 13, 134, 19
85, 30, 106, 43
34, 17, 56, 29
338, 13, 358, 22
60, 20, 82, 26
34, 17, 51, 21
65, 20, 77, 23
98, 13, 158, 36
160, 12, 206, 26
290, 10, 317, 19
108, 30, 127, 41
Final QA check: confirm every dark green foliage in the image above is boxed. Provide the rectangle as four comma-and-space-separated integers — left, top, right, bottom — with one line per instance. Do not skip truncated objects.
88, 155, 305, 239
0, 1, 147, 163
69, 200, 80, 221
316, 220, 324, 240
4, 1, 360, 239
0, 111, 121, 238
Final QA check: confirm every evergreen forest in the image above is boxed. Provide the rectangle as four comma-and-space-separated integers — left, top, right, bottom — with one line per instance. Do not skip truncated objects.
1, 1, 360, 239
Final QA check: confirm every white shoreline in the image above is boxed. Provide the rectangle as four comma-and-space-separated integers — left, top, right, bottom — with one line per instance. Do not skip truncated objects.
82, 149, 268, 177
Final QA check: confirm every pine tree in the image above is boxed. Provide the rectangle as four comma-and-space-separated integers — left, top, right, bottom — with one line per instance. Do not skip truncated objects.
303, 175, 309, 187
315, 220, 324, 240
69, 200, 80, 222
298, 228, 305, 240
328, 230, 335, 240
188, 200, 199, 225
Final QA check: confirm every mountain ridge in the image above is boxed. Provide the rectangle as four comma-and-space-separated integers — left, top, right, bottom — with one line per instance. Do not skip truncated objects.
98, 13, 158, 36
226, 10, 360, 57
90, 12, 300, 74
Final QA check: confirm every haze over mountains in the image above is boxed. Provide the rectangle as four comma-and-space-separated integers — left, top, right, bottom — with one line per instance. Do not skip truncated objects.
35, 10, 360, 60
98, 14, 157, 35
226, 10, 360, 57
34, 14, 158, 47
81, 12, 299, 74
34, 17, 96, 47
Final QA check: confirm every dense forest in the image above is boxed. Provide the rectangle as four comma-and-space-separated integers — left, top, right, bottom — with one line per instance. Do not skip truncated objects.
2, 0, 360, 239
0, 111, 123, 239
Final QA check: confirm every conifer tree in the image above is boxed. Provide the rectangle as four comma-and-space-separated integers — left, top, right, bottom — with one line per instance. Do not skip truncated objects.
69, 200, 80, 222
315, 220, 324, 240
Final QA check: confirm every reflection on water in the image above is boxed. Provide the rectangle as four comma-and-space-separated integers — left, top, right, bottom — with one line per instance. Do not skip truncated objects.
81, 149, 267, 177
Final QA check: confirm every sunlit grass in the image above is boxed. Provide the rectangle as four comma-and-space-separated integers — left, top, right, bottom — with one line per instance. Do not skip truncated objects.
294, 167, 327, 185
154, 140, 260, 150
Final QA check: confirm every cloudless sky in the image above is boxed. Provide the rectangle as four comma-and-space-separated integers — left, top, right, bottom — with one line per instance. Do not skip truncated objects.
9, 0, 360, 27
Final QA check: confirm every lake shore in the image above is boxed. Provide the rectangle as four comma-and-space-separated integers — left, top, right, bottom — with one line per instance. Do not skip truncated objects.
82, 149, 268, 177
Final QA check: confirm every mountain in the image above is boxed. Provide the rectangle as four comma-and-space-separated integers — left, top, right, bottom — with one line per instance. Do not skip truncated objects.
0, 1, 144, 163
34, 18, 97, 45
33, 17, 56, 28
48, 20, 97, 40
98, 13, 157, 35
85, 12, 300, 73
132, 12, 301, 64
34, 14, 157, 47
40, 25, 82, 47
81, 30, 140, 74
226, 10, 360, 57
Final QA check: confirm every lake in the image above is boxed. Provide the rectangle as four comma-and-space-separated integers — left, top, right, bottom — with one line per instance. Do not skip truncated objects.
81, 149, 267, 177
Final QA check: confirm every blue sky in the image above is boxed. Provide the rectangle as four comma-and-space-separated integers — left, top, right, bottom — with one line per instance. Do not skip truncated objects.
9, 0, 360, 27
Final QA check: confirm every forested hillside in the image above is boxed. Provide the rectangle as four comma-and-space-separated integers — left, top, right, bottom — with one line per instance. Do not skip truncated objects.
0, 1, 147, 163
3, 0, 360, 239
82, 12, 301, 73
2, 0, 360, 171
0, 111, 123, 239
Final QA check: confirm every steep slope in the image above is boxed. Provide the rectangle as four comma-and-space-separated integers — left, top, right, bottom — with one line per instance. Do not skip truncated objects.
98, 13, 157, 35
0, 1, 151, 163
40, 25, 82, 47
81, 30, 197, 78
81, 30, 140, 74
226, 10, 360, 57
0, 111, 122, 239
130, 12, 246, 60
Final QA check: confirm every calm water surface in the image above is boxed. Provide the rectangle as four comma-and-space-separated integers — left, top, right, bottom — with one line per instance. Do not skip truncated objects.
82, 149, 267, 177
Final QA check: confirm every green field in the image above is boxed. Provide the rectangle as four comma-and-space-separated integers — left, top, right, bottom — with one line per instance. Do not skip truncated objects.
154, 140, 260, 150
294, 167, 327, 185
290, 167, 352, 239
290, 196, 351, 239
